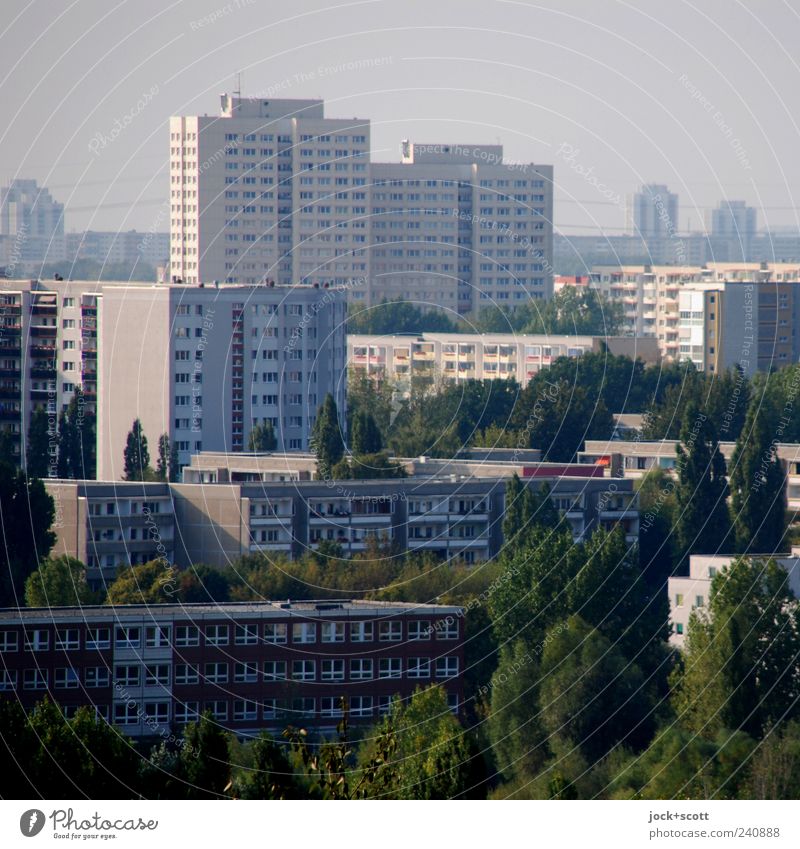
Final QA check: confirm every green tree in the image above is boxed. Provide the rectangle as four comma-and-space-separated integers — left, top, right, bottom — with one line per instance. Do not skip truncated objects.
502, 475, 559, 552
363, 686, 477, 799
156, 433, 179, 482
729, 400, 787, 554
56, 388, 95, 479
611, 726, 756, 800
674, 405, 732, 565
26, 406, 52, 478
24, 555, 98, 607
538, 615, 654, 764
231, 732, 303, 799
176, 564, 231, 602
637, 468, 677, 588
104, 560, 176, 605
744, 720, 800, 799
310, 393, 345, 479
0, 462, 56, 606
179, 712, 232, 798
123, 418, 152, 481
671, 556, 800, 737
247, 421, 277, 452
348, 300, 457, 334
350, 409, 383, 454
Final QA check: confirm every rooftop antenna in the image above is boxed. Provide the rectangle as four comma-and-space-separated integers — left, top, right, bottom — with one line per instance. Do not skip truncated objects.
235, 71, 242, 99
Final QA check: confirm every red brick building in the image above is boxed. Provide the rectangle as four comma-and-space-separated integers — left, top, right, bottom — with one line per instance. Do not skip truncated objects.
0, 601, 465, 736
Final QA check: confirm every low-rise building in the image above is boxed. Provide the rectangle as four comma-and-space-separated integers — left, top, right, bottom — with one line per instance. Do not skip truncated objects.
348, 332, 659, 389
0, 600, 465, 735
668, 551, 800, 648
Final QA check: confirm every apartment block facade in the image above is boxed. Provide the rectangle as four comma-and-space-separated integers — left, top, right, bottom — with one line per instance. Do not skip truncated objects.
46, 467, 638, 583
169, 96, 370, 289
0, 600, 465, 735
169, 98, 554, 313
349, 332, 658, 389
0, 279, 347, 476
668, 552, 800, 647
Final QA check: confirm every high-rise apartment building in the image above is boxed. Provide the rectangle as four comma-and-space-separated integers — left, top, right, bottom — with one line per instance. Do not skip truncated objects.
628, 184, 679, 240
0, 279, 347, 477
169, 96, 370, 288
366, 142, 553, 312
169, 98, 554, 313
0, 179, 65, 270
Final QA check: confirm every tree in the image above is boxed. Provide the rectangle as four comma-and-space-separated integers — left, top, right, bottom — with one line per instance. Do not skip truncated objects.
56, 388, 96, 479
0, 462, 56, 606
156, 433, 179, 482
123, 418, 152, 481
310, 394, 344, 479
247, 421, 277, 452
176, 563, 231, 602
24, 555, 97, 607
350, 410, 383, 454
179, 712, 232, 798
538, 615, 654, 764
346, 369, 396, 437
744, 720, 800, 799
232, 732, 303, 799
729, 400, 787, 554
104, 560, 176, 605
502, 475, 559, 552
637, 467, 677, 587
26, 406, 52, 478
362, 686, 478, 799
331, 451, 405, 480
674, 404, 732, 565
348, 300, 458, 334
671, 556, 800, 738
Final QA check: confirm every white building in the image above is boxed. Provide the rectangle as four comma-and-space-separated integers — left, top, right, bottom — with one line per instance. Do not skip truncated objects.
0, 179, 65, 269
349, 332, 658, 389
169, 96, 370, 289
669, 551, 800, 647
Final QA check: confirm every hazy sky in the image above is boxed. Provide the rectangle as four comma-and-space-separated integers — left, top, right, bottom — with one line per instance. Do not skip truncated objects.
2, 0, 799, 236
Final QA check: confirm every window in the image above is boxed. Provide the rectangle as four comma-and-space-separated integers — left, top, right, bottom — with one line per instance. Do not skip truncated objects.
350, 658, 373, 680
292, 623, 316, 644
114, 703, 139, 725
115, 626, 140, 650
675, 594, 684, 607
407, 621, 430, 641
234, 661, 258, 683
263, 661, 286, 680
115, 665, 140, 687
145, 664, 170, 687
262, 698, 284, 720
55, 628, 80, 651
379, 621, 402, 642
436, 657, 459, 678
175, 625, 199, 647
292, 660, 316, 681
205, 625, 229, 646
54, 667, 79, 688
378, 695, 393, 716
25, 629, 49, 651
264, 622, 287, 643
708, 566, 717, 578
145, 625, 171, 648
204, 662, 228, 684
291, 698, 315, 718
350, 696, 373, 717
378, 658, 402, 679
233, 699, 258, 722
321, 659, 345, 681
144, 703, 170, 725
0, 670, 17, 691
174, 664, 199, 685
321, 697, 344, 718
235, 624, 258, 645
174, 701, 199, 724
675, 623, 684, 635
85, 667, 110, 688
205, 701, 228, 721
0, 631, 19, 652
436, 619, 459, 640
407, 658, 430, 679
321, 622, 345, 643
695, 595, 704, 608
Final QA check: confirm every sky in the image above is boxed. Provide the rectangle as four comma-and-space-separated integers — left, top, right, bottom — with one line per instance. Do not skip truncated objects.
2, 0, 799, 236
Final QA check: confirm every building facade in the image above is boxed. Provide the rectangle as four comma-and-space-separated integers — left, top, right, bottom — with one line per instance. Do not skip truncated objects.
349, 332, 658, 389
668, 551, 800, 647
169, 96, 370, 289
0, 600, 465, 735
0, 179, 65, 270
66, 230, 169, 271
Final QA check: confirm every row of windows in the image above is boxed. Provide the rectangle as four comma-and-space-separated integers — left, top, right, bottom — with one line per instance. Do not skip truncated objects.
1, 620, 457, 652
1, 657, 459, 692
